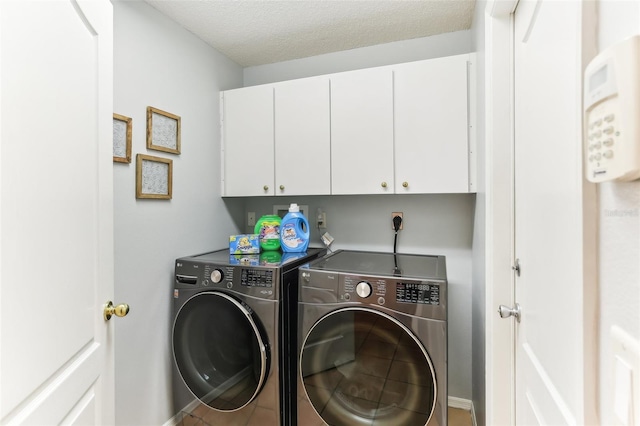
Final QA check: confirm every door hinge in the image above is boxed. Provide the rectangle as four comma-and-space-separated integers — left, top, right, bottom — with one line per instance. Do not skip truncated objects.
512, 258, 521, 277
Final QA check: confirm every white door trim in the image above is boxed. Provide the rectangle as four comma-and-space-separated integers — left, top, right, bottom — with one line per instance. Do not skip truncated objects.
483, 1, 517, 425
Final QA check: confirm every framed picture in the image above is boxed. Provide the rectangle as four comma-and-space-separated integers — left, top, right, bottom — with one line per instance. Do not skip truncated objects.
146, 106, 181, 154
136, 154, 173, 200
113, 113, 132, 163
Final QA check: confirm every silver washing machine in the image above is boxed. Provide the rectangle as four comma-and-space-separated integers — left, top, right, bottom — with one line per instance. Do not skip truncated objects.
297, 250, 447, 426
172, 248, 325, 425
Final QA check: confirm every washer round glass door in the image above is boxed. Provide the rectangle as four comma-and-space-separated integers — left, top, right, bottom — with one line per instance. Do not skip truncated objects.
173, 292, 270, 411
300, 308, 436, 425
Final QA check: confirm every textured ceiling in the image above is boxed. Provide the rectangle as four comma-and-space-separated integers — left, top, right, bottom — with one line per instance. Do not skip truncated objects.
143, 0, 476, 67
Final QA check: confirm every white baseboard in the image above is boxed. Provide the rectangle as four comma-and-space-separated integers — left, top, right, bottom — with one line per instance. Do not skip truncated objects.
162, 413, 180, 426
448, 397, 477, 426
448, 396, 472, 410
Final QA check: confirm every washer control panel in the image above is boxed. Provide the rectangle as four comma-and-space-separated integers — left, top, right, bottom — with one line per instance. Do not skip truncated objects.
330, 273, 446, 320
175, 260, 278, 300
299, 250, 447, 320
240, 269, 274, 287
396, 282, 440, 305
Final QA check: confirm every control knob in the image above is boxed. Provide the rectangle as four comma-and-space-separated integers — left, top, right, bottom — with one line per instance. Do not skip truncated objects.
210, 269, 224, 283
355, 281, 372, 298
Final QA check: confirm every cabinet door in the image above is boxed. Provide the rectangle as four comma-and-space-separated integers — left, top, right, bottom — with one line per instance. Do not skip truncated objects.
221, 85, 274, 196
394, 54, 471, 193
331, 67, 394, 195
275, 76, 330, 196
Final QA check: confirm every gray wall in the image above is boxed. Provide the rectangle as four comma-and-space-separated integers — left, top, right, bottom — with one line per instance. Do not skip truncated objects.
240, 30, 475, 400
596, 2, 640, 423
113, 2, 243, 424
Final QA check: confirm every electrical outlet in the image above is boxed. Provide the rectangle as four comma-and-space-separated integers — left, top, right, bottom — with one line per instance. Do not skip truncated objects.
392, 212, 403, 230
248, 212, 256, 227
317, 212, 327, 228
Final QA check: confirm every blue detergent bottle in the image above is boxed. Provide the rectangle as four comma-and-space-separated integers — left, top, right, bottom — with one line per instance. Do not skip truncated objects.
280, 203, 310, 253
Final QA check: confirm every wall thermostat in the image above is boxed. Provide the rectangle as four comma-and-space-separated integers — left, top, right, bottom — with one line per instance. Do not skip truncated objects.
584, 35, 640, 183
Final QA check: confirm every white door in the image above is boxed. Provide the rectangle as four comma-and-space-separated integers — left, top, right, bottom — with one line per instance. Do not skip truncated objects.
0, 1, 116, 424
512, 0, 596, 424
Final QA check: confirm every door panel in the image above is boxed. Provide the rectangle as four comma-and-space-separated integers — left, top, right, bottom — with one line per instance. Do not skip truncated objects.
0, 0, 114, 423
173, 292, 270, 410
513, 0, 593, 424
300, 308, 437, 425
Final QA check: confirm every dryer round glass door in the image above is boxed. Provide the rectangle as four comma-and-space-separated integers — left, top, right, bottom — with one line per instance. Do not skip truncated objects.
300, 308, 436, 425
173, 292, 270, 411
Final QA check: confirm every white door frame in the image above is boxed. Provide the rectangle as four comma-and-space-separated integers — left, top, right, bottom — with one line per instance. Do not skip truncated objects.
483, 1, 517, 424
483, 1, 599, 424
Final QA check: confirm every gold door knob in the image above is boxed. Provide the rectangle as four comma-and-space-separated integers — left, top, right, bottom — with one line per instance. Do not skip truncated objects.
402, 181, 409, 188
381, 182, 387, 188
104, 301, 130, 321
263, 185, 269, 191
279, 185, 285, 191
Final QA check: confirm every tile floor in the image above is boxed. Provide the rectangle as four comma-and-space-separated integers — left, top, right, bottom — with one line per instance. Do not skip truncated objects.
179, 406, 473, 425
178, 403, 277, 426
448, 407, 473, 426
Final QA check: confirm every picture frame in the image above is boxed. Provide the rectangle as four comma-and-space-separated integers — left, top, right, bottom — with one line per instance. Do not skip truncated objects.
146, 106, 181, 154
136, 154, 173, 200
113, 113, 132, 163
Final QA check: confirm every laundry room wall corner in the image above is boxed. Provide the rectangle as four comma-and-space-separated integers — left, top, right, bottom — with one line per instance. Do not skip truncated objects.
113, 2, 243, 424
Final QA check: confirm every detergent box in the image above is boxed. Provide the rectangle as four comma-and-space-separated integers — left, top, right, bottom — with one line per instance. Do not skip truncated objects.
229, 234, 260, 254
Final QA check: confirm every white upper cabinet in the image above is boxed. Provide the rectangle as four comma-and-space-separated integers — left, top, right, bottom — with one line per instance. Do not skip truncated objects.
274, 76, 331, 196
221, 84, 274, 196
220, 54, 475, 197
330, 67, 394, 195
394, 54, 473, 193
